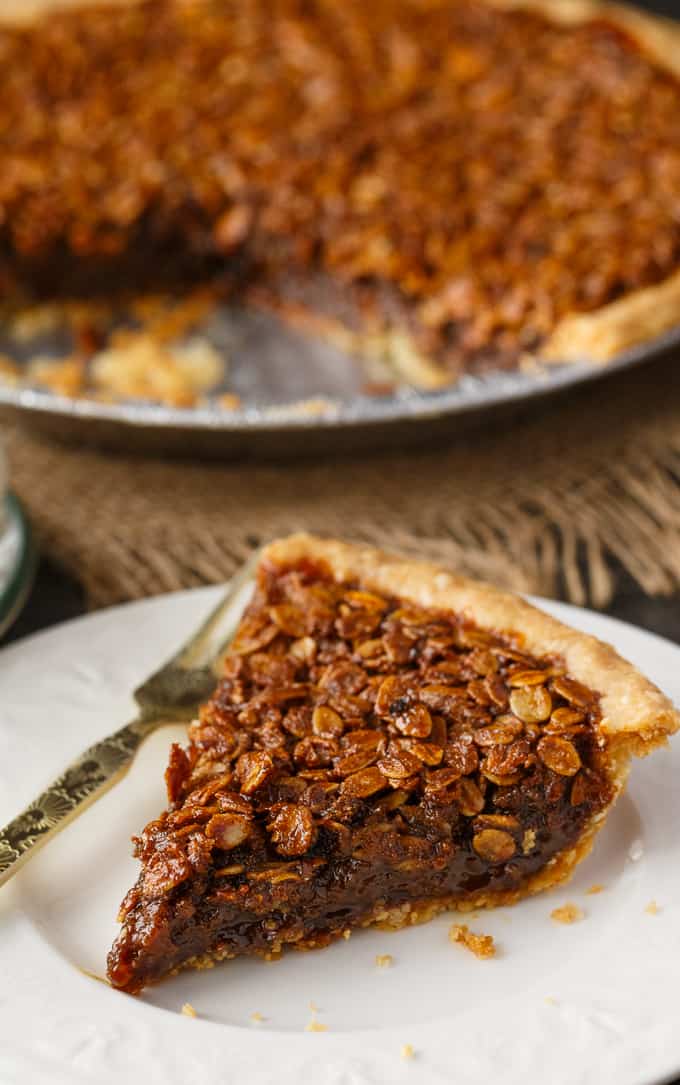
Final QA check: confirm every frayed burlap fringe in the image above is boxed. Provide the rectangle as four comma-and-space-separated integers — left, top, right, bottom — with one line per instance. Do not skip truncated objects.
5, 352, 680, 610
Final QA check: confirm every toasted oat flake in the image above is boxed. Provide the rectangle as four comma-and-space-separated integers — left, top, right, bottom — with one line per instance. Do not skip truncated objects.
181, 1002, 197, 1018
551, 903, 584, 924
645, 900, 660, 915
375, 954, 394, 968
400, 1044, 415, 1060
250, 1011, 265, 1024
449, 923, 496, 959
522, 828, 536, 854
586, 884, 605, 895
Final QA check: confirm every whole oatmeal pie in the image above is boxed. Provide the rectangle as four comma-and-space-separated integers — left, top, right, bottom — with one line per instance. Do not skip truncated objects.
0, 0, 679, 390
107, 534, 679, 994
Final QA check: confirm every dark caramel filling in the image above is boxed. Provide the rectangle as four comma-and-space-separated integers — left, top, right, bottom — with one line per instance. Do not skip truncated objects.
107, 559, 611, 993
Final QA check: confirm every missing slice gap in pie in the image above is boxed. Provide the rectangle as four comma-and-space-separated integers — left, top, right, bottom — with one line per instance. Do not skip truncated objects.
107, 535, 679, 993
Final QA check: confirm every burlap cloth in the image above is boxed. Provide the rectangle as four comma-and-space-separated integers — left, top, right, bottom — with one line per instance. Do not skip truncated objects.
5, 350, 680, 611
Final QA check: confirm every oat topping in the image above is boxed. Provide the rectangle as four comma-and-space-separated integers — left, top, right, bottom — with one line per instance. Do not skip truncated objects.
181, 1002, 197, 1018
586, 884, 605, 895
1, 1, 679, 382
400, 1044, 415, 1060
550, 903, 585, 924
645, 900, 660, 915
449, 923, 496, 959
107, 556, 612, 994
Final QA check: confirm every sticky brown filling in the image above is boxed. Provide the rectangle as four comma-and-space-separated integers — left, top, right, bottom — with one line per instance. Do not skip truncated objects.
107, 559, 611, 993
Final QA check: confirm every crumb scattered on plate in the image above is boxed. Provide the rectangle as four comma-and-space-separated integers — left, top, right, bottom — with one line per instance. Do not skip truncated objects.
628, 839, 644, 862
645, 900, 660, 915
449, 923, 496, 959
375, 954, 394, 968
181, 1002, 197, 1018
342, 929, 351, 940
551, 903, 585, 924
545, 996, 558, 1006
250, 1011, 265, 1025
586, 884, 605, 895
400, 1043, 415, 1060
305, 1001, 328, 1031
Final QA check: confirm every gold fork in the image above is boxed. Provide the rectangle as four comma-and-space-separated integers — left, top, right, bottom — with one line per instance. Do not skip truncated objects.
0, 556, 257, 888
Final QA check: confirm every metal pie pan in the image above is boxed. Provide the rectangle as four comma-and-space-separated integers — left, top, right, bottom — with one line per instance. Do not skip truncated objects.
0, 305, 678, 459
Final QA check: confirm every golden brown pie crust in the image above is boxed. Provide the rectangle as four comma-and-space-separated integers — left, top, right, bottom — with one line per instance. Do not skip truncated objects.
500, 0, 680, 364
266, 535, 679, 751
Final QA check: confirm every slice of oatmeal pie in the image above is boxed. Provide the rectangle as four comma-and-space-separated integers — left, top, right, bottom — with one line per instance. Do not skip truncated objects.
107, 535, 679, 993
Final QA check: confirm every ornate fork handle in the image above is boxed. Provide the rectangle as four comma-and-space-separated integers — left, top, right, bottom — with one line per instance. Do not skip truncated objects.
0, 556, 257, 890
0, 716, 157, 887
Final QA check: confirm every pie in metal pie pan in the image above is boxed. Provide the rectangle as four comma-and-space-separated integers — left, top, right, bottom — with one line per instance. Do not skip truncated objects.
1, 560, 680, 1084
0, 0, 678, 454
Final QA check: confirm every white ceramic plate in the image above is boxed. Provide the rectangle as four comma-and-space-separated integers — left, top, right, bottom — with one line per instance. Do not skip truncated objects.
1, 588, 679, 1085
